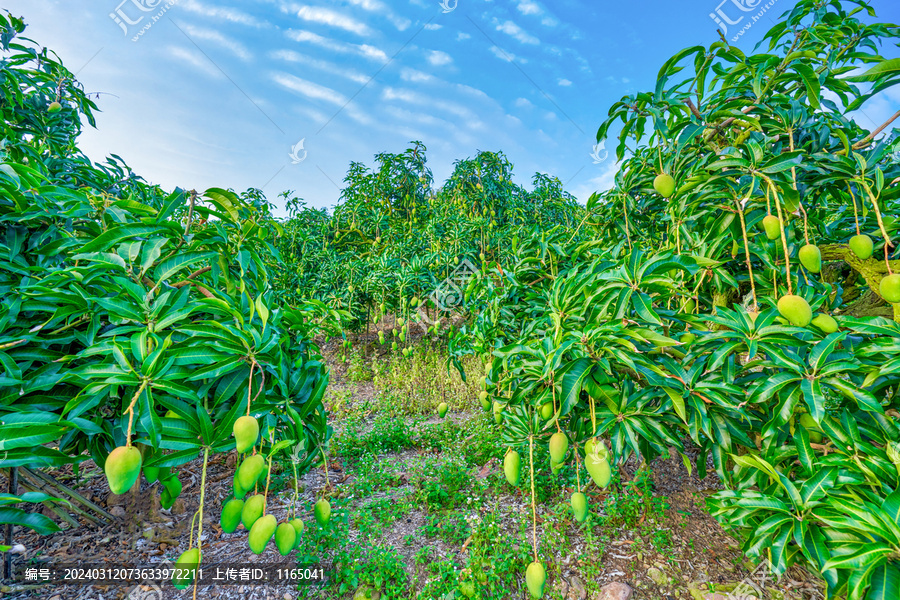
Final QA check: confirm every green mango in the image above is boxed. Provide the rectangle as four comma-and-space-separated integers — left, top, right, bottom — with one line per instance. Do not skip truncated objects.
241, 494, 266, 530
233, 470, 248, 500
172, 548, 201, 589
571, 492, 588, 522
479, 391, 490, 410
849, 234, 874, 260
584, 440, 611, 489
880, 274, 900, 303
493, 401, 504, 425
810, 313, 838, 334
237, 454, 266, 491
248, 514, 277, 554
314, 498, 331, 526
290, 518, 305, 548
653, 173, 675, 197
777, 295, 812, 327
504, 451, 520, 486
762, 215, 781, 240
525, 561, 546, 598
799, 413, 823, 444
104, 446, 142, 495
274, 522, 297, 555
540, 402, 553, 419
548, 432, 568, 464
437, 402, 448, 418
220, 498, 244, 533
798, 244, 822, 273
233, 416, 259, 454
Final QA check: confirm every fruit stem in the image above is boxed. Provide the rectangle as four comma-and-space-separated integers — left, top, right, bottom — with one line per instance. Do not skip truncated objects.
847, 183, 861, 236
246, 361, 255, 417
859, 180, 894, 275
290, 454, 300, 521
124, 379, 150, 446
736, 200, 758, 311
766, 179, 793, 295
787, 129, 810, 245
574, 447, 582, 493
192, 446, 209, 600
528, 434, 538, 562
551, 373, 561, 434
321, 447, 331, 489
589, 395, 596, 437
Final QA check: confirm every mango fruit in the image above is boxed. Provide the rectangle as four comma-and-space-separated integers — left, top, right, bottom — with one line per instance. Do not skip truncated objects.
811, 313, 838, 334
493, 401, 504, 425
314, 498, 331, 526
549, 432, 568, 464
172, 548, 201, 589
798, 244, 822, 273
762, 215, 781, 240
437, 402, 448, 418
274, 522, 297, 555
653, 173, 675, 198
540, 402, 553, 419
104, 446, 142, 495
777, 295, 812, 327
504, 450, 520, 486
584, 440, 612, 489
680, 332, 696, 345
849, 234, 874, 260
48, 101, 62, 113
571, 492, 588, 523
248, 514, 277, 554
233, 416, 259, 454
479, 391, 490, 410
525, 561, 546, 598
290, 518, 305, 548
550, 459, 562, 476
880, 274, 900, 303
233, 470, 248, 499
220, 498, 244, 533
237, 454, 266, 491
241, 494, 266, 530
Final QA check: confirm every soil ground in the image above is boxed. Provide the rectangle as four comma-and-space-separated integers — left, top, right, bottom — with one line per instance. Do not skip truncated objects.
0, 334, 827, 600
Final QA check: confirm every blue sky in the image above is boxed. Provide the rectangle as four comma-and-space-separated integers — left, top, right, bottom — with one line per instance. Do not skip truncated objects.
6, 0, 900, 214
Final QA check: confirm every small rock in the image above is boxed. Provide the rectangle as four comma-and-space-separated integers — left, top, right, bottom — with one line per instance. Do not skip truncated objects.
592, 582, 633, 600
647, 566, 667, 586
110, 506, 126, 518
566, 576, 587, 600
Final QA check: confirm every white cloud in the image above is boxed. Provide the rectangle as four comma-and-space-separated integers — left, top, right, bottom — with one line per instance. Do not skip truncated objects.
166, 46, 222, 79
286, 30, 388, 61
424, 23, 442, 30
517, 0, 542, 15
496, 20, 539, 44
427, 50, 453, 66
269, 50, 368, 83
271, 72, 347, 105
294, 6, 370, 35
400, 68, 434, 83
489, 46, 526, 63
180, 0, 267, 27
514, 97, 534, 108
558, 78, 572, 86
381, 86, 480, 126
178, 24, 252, 61
457, 32, 471, 41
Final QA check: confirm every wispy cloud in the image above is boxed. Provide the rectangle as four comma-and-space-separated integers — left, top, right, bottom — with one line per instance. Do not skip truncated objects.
293, 6, 371, 36
286, 29, 388, 62
178, 24, 253, 61
489, 45, 527, 64
495, 20, 539, 44
427, 50, 453, 66
400, 67, 434, 83
270, 49, 368, 83
517, 1, 542, 16
558, 78, 572, 86
180, 0, 267, 27
166, 46, 223, 78
272, 72, 346, 105
457, 32, 471, 41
